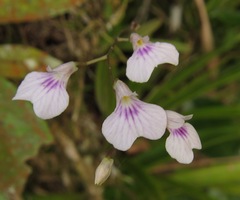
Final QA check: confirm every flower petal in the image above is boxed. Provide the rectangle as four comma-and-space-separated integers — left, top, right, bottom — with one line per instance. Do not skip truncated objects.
153, 42, 179, 66
166, 130, 194, 164
13, 62, 77, 119
102, 109, 138, 151
32, 82, 69, 119
13, 72, 69, 119
126, 51, 155, 83
126, 41, 179, 83
185, 123, 202, 149
114, 79, 137, 102
166, 110, 193, 129
12, 72, 51, 102
102, 99, 167, 151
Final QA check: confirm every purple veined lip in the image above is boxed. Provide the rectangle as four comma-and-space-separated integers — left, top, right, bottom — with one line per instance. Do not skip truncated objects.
41, 76, 61, 93
137, 45, 152, 57
115, 99, 141, 121
172, 126, 188, 138
124, 104, 139, 121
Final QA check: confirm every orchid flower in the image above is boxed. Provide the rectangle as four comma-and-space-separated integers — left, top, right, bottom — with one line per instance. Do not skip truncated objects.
12, 62, 78, 119
102, 79, 167, 151
165, 110, 202, 164
127, 33, 179, 83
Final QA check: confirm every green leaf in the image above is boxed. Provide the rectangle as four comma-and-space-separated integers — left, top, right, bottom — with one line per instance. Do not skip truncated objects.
95, 62, 116, 116
193, 106, 240, 120
0, 45, 62, 79
164, 63, 240, 109
210, 9, 240, 26
145, 31, 240, 104
0, 78, 53, 198
169, 160, 240, 187
137, 19, 163, 36
0, 0, 83, 23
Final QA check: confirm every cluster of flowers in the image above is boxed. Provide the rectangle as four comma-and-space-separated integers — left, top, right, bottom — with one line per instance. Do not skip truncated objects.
13, 33, 201, 165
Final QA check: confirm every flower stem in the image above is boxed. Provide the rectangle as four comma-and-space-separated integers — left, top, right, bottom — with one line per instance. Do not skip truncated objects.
117, 37, 129, 42
86, 55, 108, 66
76, 37, 128, 68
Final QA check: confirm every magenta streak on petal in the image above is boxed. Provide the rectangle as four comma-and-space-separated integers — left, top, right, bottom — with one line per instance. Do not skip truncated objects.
115, 99, 140, 122
124, 104, 140, 123
41, 76, 60, 93
47, 80, 60, 93
137, 45, 152, 57
172, 126, 188, 138
115, 104, 123, 117
41, 77, 54, 88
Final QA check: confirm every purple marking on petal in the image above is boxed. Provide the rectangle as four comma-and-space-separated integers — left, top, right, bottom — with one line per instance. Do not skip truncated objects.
124, 108, 129, 121
128, 107, 134, 121
41, 76, 61, 93
145, 45, 152, 51
46, 80, 59, 93
41, 77, 54, 88
137, 49, 143, 56
115, 97, 142, 123
131, 105, 139, 116
172, 126, 188, 138
115, 104, 123, 117
123, 104, 140, 123
137, 45, 153, 57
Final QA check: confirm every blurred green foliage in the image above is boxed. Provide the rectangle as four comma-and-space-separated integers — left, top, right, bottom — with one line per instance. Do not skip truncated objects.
0, 0, 239, 199
0, 78, 53, 198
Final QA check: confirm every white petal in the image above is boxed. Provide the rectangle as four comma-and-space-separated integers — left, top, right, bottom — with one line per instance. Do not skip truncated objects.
12, 72, 51, 101
166, 123, 201, 164
33, 83, 69, 119
13, 72, 69, 119
166, 110, 193, 129
166, 110, 186, 129
102, 110, 138, 151
153, 42, 179, 66
137, 102, 167, 140
126, 52, 155, 83
166, 131, 194, 164
185, 123, 202, 149
13, 62, 77, 119
126, 41, 179, 83
114, 79, 136, 102
51, 61, 77, 73
102, 99, 167, 151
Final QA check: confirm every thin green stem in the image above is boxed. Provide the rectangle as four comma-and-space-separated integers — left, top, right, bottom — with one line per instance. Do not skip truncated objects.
76, 37, 128, 68
75, 36, 129, 84
117, 37, 129, 42
86, 55, 108, 65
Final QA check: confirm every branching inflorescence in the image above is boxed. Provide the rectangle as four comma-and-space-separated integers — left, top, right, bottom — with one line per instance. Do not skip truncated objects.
13, 32, 202, 185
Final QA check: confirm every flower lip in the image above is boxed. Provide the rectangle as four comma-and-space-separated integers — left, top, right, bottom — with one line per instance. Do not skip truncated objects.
165, 110, 202, 164
12, 61, 77, 119
172, 126, 188, 138
127, 33, 179, 83
102, 80, 167, 151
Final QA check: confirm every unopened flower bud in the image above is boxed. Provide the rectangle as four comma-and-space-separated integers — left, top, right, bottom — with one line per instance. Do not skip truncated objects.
94, 157, 114, 185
